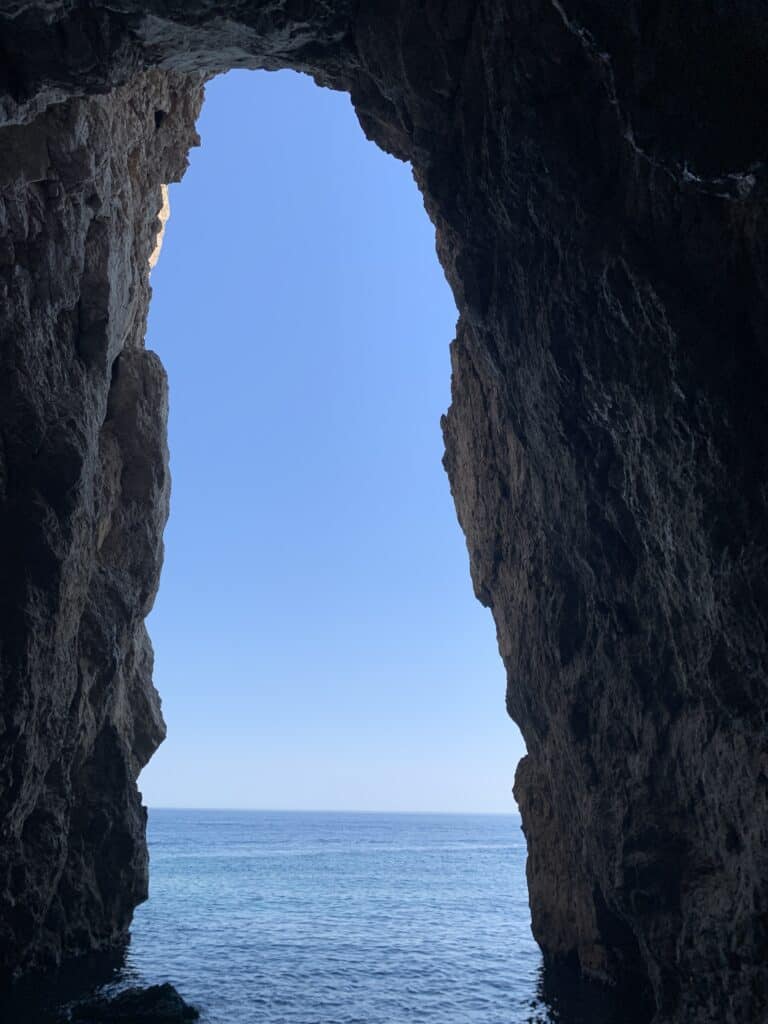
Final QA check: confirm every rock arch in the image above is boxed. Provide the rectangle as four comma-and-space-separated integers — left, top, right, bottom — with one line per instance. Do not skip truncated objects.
0, 5, 767, 1022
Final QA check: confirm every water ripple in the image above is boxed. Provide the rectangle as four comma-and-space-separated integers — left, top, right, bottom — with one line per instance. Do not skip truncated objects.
126, 810, 544, 1023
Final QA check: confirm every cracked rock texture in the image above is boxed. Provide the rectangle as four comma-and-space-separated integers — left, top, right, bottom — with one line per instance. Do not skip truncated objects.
0, 68, 204, 978
0, 4, 767, 1023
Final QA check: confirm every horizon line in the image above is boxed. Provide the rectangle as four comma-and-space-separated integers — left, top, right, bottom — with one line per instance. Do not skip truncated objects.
146, 805, 520, 817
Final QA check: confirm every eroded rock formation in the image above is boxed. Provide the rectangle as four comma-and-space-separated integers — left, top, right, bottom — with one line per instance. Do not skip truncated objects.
70, 982, 200, 1022
0, 4, 766, 1022
0, 67, 203, 977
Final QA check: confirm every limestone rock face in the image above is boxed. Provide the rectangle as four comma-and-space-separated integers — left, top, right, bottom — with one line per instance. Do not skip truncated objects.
1, 4, 767, 1023
0, 68, 204, 978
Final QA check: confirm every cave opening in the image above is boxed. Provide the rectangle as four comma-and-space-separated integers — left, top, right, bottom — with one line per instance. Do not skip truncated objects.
128, 67, 540, 1022
0, 4, 765, 1020
139, 69, 522, 814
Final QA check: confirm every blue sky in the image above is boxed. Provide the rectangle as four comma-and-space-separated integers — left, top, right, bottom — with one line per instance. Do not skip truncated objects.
139, 69, 525, 813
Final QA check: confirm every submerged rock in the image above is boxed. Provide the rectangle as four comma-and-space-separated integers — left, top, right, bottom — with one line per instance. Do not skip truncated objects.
70, 984, 199, 1023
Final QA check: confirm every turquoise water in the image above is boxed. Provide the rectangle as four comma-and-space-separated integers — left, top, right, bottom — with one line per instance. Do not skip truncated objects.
129, 810, 542, 1023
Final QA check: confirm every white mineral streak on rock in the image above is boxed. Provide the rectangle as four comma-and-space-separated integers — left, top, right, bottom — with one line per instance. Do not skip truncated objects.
149, 183, 170, 269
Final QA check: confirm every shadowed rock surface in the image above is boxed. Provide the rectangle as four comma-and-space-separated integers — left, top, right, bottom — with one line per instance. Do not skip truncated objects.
0, 67, 204, 979
0, 4, 766, 1023
69, 983, 199, 1023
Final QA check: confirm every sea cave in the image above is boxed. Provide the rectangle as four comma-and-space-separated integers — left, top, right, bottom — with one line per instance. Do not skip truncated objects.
0, 4, 767, 1023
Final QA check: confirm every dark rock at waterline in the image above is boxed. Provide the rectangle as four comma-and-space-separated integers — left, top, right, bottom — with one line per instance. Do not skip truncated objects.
0, 948, 129, 1024
69, 984, 199, 1023
0, 3, 767, 1022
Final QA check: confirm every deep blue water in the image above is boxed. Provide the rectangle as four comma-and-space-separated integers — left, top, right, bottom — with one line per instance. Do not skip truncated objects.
1, 810, 637, 1023
129, 810, 543, 1023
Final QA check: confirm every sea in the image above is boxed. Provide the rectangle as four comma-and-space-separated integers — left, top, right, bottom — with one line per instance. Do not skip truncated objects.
2, 810, 634, 1023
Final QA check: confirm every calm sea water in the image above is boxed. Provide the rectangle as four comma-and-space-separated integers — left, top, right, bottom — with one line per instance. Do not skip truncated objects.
1, 810, 635, 1023
130, 810, 542, 1023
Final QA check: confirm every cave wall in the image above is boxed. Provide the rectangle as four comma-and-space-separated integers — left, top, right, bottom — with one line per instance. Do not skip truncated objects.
1, 4, 767, 1023
0, 67, 204, 976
